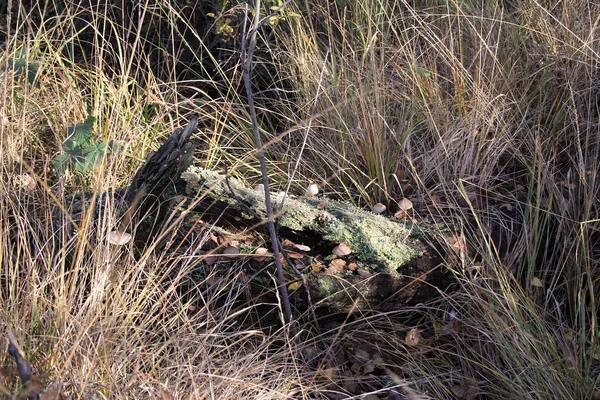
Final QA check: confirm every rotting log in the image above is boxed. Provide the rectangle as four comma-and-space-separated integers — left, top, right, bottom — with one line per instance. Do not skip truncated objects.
55, 117, 451, 312
61, 118, 198, 246
182, 167, 451, 311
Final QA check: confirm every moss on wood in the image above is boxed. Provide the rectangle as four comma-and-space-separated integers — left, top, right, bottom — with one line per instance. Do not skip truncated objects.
182, 166, 427, 278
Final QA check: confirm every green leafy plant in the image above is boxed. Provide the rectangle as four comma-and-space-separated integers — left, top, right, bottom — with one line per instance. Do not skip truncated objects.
4, 49, 40, 86
207, 11, 236, 40
268, 0, 301, 25
53, 115, 120, 176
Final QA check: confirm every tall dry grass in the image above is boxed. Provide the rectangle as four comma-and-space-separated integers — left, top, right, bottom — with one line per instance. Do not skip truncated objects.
0, 0, 599, 398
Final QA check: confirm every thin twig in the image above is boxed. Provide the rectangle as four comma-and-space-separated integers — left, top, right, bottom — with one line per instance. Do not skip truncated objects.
224, 170, 319, 327
242, 1, 293, 326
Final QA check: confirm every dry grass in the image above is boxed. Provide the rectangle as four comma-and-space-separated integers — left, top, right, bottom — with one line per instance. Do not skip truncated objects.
1, 0, 599, 398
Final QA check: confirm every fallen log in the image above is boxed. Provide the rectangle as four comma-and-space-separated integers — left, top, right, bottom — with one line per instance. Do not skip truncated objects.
182, 167, 450, 311
61, 118, 198, 246
61, 118, 451, 312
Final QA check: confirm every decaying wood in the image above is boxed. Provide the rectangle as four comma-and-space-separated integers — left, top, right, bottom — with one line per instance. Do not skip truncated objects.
61, 118, 198, 245
7, 330, 41, 399
127, 118, 197, 204
182, 167, 450, 311
61, 118, 450, 311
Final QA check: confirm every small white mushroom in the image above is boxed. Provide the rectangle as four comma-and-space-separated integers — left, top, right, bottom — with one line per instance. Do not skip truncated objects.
293, 244, 311, 252
254, 183, 265, 193
397, 198, 413, 211
108, 231, 132, 246
372, 203, 386, 214
307, 183, 319, 196
253, 247, 269, 262
332, 243, 352, 256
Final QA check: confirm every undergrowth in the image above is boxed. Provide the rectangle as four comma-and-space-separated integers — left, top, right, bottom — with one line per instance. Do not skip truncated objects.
0, 0, 599, 399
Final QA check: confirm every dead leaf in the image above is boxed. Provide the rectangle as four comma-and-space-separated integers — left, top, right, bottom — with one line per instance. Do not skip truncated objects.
448, 234, 467, 254
293, 243, 311, 252
288, 281, 303, 291
350, 347, 375, 375
347, 262, 358, 271
394, 209, 407, 219
14, 173, 36, 191
160, 389, 175, 400
431, 193, 442, 205
442, 319, 462, 336
356, 268, 372, 278
405, 328, 423, 346
208, 232, 219, 246
287, 251, 305, 260
531, 277, 544, 288
328, 259, 347, 274
20, 377, 45, 399
451, 382, 479, 400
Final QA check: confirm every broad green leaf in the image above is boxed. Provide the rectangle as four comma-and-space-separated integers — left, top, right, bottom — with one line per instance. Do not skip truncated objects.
66, 115, 96, 147
83, 142, 108, 166
53, 153, 70, 175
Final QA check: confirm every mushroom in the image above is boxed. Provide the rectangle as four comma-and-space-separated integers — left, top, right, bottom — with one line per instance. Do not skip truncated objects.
332, 243, 352, 256
307, 183, 319, 196
397, 198, 413, 211
372, 203, 386, 214
108, 231, 132, 246
253, 247, 269, 262
222, 246, 240, 257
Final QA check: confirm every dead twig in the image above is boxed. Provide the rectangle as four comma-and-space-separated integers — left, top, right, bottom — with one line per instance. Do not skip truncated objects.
241, 1, 293, 327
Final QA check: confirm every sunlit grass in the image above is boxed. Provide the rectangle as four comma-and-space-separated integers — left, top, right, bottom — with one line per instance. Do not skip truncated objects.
1, 0, 599, 398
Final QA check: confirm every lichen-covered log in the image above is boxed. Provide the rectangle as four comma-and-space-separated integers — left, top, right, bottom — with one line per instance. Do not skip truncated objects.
182, 167, 450, 311
56, 116, 449, 312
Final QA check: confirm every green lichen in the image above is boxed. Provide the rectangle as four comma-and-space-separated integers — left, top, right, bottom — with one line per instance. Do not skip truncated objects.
182, 166, 423, 276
